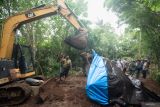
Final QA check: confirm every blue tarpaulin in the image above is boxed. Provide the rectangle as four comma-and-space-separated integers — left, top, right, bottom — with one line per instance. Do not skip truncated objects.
86, 50, 109, 105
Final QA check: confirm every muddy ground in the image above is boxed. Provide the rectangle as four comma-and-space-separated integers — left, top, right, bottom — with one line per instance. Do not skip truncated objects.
141, 78, 160, 96
17, 74, 102, 107
15, 74, 160, 107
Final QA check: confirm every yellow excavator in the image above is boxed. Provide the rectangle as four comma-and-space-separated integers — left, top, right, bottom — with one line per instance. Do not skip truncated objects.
0, 0, 87, 106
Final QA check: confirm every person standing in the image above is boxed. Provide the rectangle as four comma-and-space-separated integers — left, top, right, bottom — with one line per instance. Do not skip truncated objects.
57, 53, 65, 74
129, 61, 136, 76
59, 55, 66, 81
60, 55, 72, 81
65, 56, 72, 78
142, 60, 150, 79
135, 60, 143, 78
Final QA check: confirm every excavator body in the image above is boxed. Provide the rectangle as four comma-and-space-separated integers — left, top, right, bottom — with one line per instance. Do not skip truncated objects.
0, 0, 87, 106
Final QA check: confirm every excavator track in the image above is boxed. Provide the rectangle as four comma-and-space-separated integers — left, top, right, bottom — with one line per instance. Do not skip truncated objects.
0, 81, 31, 106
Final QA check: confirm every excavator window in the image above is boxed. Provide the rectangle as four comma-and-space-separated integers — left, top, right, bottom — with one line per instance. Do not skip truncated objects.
12, 44, 34, 74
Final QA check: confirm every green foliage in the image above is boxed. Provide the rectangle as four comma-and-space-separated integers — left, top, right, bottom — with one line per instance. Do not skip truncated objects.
88, 24, 118, 59
1, 0, 160, 81
104, 0, 160, 83
156, 72, 160, 84
0, 0, 88, 77
150, 67, 160, 84
88, 24, 140, 60
105, 0, 160, 69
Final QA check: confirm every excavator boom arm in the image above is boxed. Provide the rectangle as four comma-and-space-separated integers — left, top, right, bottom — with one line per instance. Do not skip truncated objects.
0, 0, 83, 59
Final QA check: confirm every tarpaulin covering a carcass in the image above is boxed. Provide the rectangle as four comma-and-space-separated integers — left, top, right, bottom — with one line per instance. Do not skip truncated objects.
86, 50, 109, 105
86, 50, 160, 106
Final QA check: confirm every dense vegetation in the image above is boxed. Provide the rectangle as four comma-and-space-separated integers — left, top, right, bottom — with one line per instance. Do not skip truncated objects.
0, 0, 160, 82
105, 0, 160, 82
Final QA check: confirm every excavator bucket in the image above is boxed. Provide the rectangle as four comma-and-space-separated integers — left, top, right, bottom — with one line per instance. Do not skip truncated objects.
64, 29, 88, 50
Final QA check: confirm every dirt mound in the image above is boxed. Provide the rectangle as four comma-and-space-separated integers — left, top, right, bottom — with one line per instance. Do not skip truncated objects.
17, 75, 102, 107
12, 75, 160, 107
141, 78, 160, 96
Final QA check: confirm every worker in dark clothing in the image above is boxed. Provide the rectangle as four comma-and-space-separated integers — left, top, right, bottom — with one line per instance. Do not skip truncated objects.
59, 55, 72, 81
64, 56, 72, 78
135, 60, 143, 78
129, 61, 136, 76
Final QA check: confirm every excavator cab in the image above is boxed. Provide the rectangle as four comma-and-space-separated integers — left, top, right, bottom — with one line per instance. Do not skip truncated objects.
0, 44, 35, 85
12, 44, 34, 74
